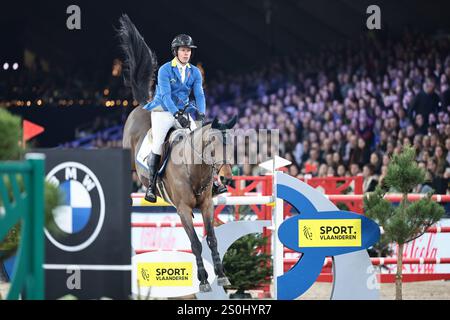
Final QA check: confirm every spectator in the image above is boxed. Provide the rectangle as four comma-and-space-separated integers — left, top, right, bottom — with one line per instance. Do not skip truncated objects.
369, 152, 382, 175
378, 165, 389, 191
416, 170, 434, 193
362, 164, 378, 192
408, 77, 441, 126
327, 166, 336, 177
289, 164, 300, 177
337, 164, 347, 177
352, 138, 371, 167
414, 114, 428, 135
318, 164, 329, 178
445, 138, 450, 166
303, 148, 320, 175
350, 163, 361, 177
434, 145, 447, 176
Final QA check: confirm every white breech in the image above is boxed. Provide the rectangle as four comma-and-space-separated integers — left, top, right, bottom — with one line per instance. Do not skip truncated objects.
150, 109, 197, 155
151, 111, 175, 155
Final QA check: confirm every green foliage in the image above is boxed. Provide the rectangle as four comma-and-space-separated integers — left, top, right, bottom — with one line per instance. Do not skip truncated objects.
364, 186, 395, 256
223, 233, 271, 293
364, 186, 395, 227
336, 202, 350, 211
0, 108, 62, 264
384, 146, 425, 194
0, 180, 63, 260
363, 145, 445, 247
0, 109, 22, 161
364, 146, 445, 299
385, 193, 445, 244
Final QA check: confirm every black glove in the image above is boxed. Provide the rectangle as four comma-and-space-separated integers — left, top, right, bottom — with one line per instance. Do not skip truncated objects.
197, 112, 206, 124
173, 111, 190, 128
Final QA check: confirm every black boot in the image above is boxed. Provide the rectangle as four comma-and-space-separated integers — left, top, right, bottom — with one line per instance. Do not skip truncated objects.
212, 180, 228, 196
144, 152, 161, 203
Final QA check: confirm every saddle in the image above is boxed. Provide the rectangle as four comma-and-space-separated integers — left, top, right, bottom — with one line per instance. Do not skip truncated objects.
139, 127, 185, 206
154, 116, 201, 176
136, 124, 192, 176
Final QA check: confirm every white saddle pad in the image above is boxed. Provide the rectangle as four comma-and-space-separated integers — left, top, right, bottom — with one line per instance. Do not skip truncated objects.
136, 130, 153, 170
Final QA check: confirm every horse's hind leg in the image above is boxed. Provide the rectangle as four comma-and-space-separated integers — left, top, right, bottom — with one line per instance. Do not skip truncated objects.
178, 204, 211, 292
201, 201, 230, 286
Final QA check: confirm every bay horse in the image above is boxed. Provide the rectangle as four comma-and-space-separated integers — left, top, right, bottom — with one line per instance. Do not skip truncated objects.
118, 14, 234, 292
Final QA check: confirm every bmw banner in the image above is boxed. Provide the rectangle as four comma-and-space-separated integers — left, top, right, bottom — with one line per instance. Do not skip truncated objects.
41, 149, 132, 299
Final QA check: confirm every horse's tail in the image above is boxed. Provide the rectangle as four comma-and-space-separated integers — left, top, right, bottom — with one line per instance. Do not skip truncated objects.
117, 14, 157, 105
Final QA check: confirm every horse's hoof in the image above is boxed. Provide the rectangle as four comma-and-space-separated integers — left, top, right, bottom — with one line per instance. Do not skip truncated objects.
199, 283, 212, 292
217, 277, 231, 286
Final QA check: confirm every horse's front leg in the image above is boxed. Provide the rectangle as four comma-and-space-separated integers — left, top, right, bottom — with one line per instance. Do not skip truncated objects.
201, 201, 230, 286
178, 203, 211, 292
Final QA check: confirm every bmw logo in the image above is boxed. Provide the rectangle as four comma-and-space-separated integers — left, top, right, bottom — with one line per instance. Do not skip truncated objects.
45, 162, 105, 252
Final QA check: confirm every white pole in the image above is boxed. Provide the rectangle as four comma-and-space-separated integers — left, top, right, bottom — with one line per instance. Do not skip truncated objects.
272, 170, 284, 299
132, 195, 274, 207
214, 196, 273, 206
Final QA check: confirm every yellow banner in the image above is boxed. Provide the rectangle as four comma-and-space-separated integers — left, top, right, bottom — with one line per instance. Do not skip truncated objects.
137, 262, 193, 287
299, 219, 361, 247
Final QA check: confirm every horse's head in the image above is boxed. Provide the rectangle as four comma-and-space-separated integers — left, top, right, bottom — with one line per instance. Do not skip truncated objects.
202, 115, 237, 168
210, 115, 237, 140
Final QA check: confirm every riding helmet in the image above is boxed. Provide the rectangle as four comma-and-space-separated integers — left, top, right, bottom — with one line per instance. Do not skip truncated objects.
171, 34, 197, 56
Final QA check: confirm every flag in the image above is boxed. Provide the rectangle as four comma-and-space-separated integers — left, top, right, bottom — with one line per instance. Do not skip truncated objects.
23, 120, 45, 142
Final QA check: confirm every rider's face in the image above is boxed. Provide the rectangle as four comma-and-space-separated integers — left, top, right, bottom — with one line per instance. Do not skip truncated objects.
177, 47, 192, 64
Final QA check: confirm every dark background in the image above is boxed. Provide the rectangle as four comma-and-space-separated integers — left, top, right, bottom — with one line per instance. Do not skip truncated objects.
2, 0, 450, 73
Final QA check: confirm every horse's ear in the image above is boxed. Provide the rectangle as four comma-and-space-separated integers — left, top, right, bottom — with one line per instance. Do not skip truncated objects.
211, 117, 219, 129
226, 115, 237, 129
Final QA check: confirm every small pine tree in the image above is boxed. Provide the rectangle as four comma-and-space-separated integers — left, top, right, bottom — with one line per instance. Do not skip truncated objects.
222, 233, 271, 297
222, 205, 271, 298
364, 146, 445, 300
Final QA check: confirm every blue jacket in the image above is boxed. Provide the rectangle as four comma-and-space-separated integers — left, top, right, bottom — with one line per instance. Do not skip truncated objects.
143, 58, 206, 114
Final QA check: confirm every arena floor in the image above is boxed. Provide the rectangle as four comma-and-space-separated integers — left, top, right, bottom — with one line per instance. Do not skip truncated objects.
299, 280, 450, 300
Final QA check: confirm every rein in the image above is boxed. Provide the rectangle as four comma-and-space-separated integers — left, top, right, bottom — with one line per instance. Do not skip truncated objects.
184, 125, 227, 196
187, 125, 226, 173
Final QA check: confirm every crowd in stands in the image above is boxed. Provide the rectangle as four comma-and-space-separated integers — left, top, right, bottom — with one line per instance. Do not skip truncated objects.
2, 30, 450, 194
205, 30, 450, 194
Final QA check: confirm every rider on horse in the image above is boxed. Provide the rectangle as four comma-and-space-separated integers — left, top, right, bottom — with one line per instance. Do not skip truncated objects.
142, 34, 227, 202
